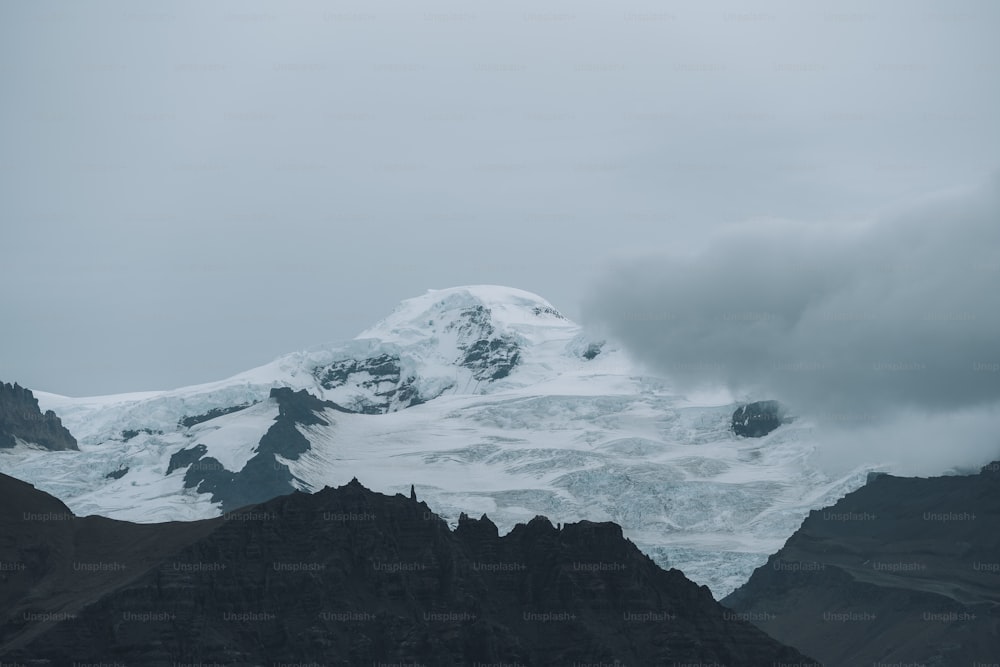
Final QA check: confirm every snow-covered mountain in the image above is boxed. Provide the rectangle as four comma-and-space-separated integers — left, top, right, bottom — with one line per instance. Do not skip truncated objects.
0, 285, 876, 597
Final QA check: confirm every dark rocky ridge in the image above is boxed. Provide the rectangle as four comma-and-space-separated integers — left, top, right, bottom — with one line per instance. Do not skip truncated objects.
314, 353, 428, 414
104, 466, 128, 479
0, 472, 818, 666
180, 387, 352, 511
0, 473, 222, 655
731, 399, 788, 437
0, 381, 77, 451
166, 443, 208, 475
531, 305, 565, 318
723, 460, 1000, 665
179, 402, 257, 428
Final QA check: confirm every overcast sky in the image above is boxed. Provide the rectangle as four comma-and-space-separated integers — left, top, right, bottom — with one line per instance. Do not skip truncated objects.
1, 0, 998, 396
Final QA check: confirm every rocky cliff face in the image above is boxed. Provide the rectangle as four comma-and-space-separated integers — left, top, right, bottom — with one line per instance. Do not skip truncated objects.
314, 353, 428, 413
311, 302, 523, 413
0, 382, 77, 451
723, 460, 1000, 665
450, 304, 521, 381
179, 387, 353, 511
731, 399, 787, 437
0, 472, 818, 666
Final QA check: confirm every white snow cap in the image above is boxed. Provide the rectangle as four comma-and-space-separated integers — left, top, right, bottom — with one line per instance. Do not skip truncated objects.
356, 285, 577, 344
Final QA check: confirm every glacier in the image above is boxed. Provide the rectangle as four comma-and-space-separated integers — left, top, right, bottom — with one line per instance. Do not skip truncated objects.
0, 285, 881, 597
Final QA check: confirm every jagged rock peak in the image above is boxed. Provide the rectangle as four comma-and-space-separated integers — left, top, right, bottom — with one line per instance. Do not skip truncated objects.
561, 519, 625, 543
455, 512, 501, 542
0, 381, 78, 451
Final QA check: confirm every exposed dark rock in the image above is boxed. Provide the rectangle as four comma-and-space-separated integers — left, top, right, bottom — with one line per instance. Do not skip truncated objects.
182, 455, 233, 492
0, 472, 818, 666
268, 386, 353, 423
460, 335, 521, 380
178, 402, 256, 428
723, 461, 1000, 665
731, 400, 787, 437
183, 388, 351, 511
314, 353, 427, 413
0, 382, 77, 451
165, 444, 208, 475
532, 305, 565, 318
450, 305, 521, 381
314, 354, 391, 394
121, 427, 160, 441
454, 511, 500, 543
582, 342, 603, 360
312, 305, 522, 409
866, 470, 889, 484
104, 466, 128, 480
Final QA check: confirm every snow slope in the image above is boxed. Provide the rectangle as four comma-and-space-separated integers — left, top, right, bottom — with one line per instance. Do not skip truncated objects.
0, 285, 879, 597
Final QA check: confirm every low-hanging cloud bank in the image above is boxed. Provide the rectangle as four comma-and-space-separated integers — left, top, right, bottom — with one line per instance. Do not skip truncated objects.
583, 174, 1000, 474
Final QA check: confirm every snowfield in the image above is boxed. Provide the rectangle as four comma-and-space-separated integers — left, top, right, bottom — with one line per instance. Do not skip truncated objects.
1, 285, 880, 597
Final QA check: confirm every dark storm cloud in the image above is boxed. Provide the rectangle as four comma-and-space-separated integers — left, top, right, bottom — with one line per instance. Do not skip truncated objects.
583, 175, 1000, 420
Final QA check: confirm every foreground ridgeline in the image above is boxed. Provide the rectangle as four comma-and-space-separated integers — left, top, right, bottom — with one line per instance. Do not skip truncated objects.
0, 472, 817, 666
0, 381, 77, 451
723, 460, 1000, 665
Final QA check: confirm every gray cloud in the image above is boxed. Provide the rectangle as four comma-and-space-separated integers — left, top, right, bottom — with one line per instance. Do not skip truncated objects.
812, 404, 1000, 477
583, 175, 1000, 471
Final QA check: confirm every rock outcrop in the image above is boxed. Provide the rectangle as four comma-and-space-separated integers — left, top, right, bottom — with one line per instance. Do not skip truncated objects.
0, 381, 77, 451
450, 304, 522, 381
0, 472, 818, 665
180, 387, 352, 511
731, 399, 786, 437
723, 460, 1000, 665
313, 353, 427, 413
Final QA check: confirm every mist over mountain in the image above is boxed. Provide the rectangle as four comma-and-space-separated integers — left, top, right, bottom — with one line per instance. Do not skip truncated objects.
583, 176, 1000, 476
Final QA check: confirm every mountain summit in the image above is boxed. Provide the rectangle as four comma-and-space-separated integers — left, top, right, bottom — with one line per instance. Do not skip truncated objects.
358, 285, 575, 344
308, 285, 583, 412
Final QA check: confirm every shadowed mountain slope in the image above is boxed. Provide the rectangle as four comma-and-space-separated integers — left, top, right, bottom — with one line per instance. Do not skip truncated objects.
0, 472, 817, 666
723, 460, 1000, 666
